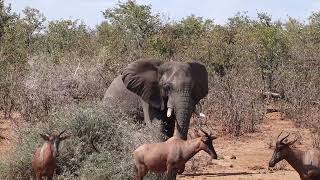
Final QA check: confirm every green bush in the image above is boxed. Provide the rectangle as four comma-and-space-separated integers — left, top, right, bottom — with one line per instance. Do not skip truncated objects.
0, 102, 165, 179
50, 103, 142, 179
22, 54, 108, 122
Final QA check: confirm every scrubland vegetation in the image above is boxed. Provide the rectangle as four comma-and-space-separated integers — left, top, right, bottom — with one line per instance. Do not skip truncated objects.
0, 0, 319, 179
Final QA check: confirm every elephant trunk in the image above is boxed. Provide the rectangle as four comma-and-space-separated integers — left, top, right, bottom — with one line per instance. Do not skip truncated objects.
172, 88, 195, 140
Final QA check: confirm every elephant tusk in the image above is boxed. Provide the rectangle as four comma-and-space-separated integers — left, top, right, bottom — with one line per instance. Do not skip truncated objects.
167, 108, 173, 117
199, 113, 206, 118
195, 111, 206, 118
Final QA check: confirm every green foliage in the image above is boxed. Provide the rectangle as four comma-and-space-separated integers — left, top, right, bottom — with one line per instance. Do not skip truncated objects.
43, 20, 97, 59
2, 18, 29, 61
49, 103, 140, 179
176, 15, 211, 38
100, 1, 160, 58
22, 54, 107, 122
253, 13, 288, 90
148, 24, 178, 58
0, 0, 15, 41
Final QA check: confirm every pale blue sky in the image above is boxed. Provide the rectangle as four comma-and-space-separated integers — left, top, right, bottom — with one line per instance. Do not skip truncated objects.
5, 0, 320, 28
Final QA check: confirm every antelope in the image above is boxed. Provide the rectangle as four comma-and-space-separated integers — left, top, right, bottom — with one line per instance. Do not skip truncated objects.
133, 129, 218, 180
269, 131, 320, 180
32, 130, 70, 180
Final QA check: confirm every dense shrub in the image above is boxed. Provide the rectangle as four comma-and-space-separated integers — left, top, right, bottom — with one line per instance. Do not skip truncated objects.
21, 54, 108, 122
0, 125, 42, 180
203, 58, 265, 136
0, 103, 165, 179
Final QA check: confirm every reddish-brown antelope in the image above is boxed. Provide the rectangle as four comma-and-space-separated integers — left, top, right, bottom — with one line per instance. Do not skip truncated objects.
133, 129, 218, 180
269, 131, 320, 180
32, 130, 70, 180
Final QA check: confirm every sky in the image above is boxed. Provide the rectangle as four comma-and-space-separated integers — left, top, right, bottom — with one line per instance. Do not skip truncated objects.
5, 0, 320, 28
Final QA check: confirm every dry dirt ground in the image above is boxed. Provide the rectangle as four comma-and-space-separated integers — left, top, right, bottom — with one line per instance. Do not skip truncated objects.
178, 112, 313, 180
0, 112, 313, 180
0, 113, 17, 155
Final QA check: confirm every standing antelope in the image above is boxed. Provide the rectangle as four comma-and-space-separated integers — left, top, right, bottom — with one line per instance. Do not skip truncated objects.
32, 130, 70, 180
269, 131, 320, 180
133, 129, 218, 180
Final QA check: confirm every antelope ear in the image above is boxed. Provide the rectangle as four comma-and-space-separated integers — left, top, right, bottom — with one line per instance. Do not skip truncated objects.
122, 59, 163, 109
40, 134, 49, 141
188, 62, 208, 104
60, 135, 71, 141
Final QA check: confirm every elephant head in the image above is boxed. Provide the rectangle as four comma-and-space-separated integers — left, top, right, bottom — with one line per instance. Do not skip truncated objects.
122, 59, 208, 140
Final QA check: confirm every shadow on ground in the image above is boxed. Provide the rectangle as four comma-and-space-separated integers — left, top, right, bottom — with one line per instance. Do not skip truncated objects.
181, 172, 257, 177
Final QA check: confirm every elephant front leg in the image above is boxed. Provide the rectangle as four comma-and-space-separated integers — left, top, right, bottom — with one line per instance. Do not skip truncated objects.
141, 99, 175, 141
161, 116, 175, 139
141, 100, 152, 127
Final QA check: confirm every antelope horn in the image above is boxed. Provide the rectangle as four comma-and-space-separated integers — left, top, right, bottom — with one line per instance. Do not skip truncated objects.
285, 133, 299, 146
200, 128, 210, 137
58, 130, 66, 137
276, 130, 283, 140
286, 138, 298, 146
279, 133, 290, 143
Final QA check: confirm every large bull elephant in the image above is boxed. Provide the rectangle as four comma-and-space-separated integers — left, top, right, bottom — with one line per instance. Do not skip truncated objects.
103, 59, 208, 141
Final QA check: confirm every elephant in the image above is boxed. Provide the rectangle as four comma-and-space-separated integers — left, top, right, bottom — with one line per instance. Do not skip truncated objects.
103, 58, 208, 141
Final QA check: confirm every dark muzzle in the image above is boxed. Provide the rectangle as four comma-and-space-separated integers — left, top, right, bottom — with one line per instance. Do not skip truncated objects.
211, 150, 218, 159
268, 160, 275, 167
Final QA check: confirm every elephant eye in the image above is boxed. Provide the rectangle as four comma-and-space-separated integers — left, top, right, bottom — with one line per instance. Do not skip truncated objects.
162, 83, 172, 95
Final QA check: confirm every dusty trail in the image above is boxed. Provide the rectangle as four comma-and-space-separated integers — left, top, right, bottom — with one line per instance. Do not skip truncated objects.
0, 113, 18, 157
178, 112, 312, 180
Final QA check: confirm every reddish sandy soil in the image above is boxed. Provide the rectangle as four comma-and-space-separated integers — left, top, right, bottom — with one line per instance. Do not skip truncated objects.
178, 112, 313, 180
0, 113, 18, 157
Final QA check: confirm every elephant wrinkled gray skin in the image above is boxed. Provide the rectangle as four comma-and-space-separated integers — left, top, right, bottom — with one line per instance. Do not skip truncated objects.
103, 59, 208, 141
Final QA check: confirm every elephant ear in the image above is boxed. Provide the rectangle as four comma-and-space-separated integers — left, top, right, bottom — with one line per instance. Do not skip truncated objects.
188, 62, 208, 103
122, 59, 163, 109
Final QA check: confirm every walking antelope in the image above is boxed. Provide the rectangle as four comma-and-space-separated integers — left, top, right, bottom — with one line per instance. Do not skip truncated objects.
133, 129, 218, 180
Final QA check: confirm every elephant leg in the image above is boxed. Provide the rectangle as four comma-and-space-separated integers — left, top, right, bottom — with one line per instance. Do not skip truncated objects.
153, 109, 175, 141
141, 100, 168, 141
141, 100, 152, 127
161, 116, 175, 139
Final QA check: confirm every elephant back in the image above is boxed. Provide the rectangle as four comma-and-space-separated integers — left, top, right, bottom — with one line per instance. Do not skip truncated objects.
103, 75, 143, 120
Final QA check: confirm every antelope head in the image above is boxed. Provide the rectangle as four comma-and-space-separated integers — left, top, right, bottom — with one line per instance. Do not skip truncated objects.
269, 131, 297, 167
197, 128, 218, 160
40, 130, 70, 157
